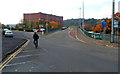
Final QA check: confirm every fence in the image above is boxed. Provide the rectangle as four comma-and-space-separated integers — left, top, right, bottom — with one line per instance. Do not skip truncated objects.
80, 28, 119, 43
43, 27, 61, 33
81, 28, 102, 40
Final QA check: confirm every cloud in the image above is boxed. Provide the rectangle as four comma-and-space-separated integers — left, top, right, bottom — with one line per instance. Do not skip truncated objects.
84, 0, 109, 6
0, 0, 120, 24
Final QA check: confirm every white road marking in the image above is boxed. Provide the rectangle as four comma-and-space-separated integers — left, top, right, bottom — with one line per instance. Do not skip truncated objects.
6, 61, 32, 67
22, 50, 40, 53
49, 65, 56, 68
14, 55, 31, 58
68, 30, 76, 40
42, 48, 48, 52
14, 54, 44, 59
76, 35, 86, 43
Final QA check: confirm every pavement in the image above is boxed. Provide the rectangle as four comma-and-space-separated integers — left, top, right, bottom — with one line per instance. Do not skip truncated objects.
0, 31, 2, 62
70, 28, 119, 48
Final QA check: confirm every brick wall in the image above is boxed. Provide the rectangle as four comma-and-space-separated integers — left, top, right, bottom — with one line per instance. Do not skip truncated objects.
23, 12, 63, 25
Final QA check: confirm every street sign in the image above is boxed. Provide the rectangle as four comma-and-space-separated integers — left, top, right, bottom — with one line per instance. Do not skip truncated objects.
114, 20, 118, 25
114, 20, 119, 27
102, 22, 106, 27
114, 25, 118, 27
79, 25, 82, 27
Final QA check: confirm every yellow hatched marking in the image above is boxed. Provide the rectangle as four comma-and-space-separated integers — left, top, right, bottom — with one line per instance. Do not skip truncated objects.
0, 40, 30, 71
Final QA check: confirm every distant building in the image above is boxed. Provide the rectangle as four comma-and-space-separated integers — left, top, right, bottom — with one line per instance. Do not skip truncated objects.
118, 1, 120, 13
23, 12, 63, 25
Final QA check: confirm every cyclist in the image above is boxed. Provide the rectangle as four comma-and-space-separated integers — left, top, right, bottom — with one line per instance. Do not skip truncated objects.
33, 32, 39, 48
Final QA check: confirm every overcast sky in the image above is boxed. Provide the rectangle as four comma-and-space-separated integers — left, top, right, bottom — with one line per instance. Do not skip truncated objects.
0, 0, 119, 24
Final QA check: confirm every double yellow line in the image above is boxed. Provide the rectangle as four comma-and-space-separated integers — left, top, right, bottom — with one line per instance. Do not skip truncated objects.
0, 40, 30, 71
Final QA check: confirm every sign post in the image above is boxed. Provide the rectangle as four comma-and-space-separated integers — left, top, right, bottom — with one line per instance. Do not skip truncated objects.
111, 0, 115, 43
102, 22, 107, 33
114, 20, 118, 27
102, 22, 107, 40
114, 20, 119, 43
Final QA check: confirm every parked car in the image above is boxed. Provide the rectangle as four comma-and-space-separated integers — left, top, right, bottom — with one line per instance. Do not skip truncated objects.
33, 29, 37, 32
61, 27, 67, 30
2, 28, 9, 35
4, 28, 9, 31
5, 30, 13, 37
37, 29, 45, 32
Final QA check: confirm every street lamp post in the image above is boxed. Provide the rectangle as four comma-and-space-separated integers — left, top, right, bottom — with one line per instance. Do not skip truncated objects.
46, 23, 48, 34
46, 15, 48, 34
82, 0, 85, 29
111, 0, 115, 42
79, 8, 82, 28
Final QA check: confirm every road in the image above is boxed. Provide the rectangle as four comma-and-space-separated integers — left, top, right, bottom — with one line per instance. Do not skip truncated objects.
2, 29, 118, 72
0, 31, 2, 61
2, 30, 27, 61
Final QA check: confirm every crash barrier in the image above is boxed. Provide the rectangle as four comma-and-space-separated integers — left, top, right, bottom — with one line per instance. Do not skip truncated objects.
80, 28, 102, 40
80, 28, 119, 43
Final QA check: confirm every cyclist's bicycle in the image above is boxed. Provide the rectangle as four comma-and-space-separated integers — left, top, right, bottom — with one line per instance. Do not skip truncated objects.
34, 40, 38, 48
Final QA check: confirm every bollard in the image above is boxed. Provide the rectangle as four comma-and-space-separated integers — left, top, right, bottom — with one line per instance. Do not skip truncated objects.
42, 31, 44, 35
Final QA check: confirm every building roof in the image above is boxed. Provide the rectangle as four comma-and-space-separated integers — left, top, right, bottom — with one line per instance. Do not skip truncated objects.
24, 12, 63, 18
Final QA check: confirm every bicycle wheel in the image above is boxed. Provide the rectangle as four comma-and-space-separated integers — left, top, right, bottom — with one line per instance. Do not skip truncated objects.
34, 40, 38, 48
35, 43, 38, 48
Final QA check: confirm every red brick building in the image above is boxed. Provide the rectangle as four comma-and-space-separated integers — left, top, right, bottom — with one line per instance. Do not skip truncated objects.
23, 12, 63, 25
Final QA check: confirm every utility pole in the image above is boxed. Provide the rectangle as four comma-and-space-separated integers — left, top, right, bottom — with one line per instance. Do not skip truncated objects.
79, 8, 82, 28
111, 0, 115, 42
46, 15, 48, 34
82, 0, 85, 29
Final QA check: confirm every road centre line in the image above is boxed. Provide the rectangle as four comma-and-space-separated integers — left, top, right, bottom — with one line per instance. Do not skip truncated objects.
0, 40, 30, 71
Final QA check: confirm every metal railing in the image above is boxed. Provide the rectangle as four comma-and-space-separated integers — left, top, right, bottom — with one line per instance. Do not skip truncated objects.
43, 27, 61, 33
80, 28, 119, 43
81, 28, 102, 40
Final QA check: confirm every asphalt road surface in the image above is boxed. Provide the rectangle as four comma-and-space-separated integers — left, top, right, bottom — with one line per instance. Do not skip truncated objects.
2, 29, 118, 72
2, 31, 27, 60
0, 30, 2, 61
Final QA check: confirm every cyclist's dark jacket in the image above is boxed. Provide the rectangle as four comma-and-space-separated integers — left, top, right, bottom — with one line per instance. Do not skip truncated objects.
33, 33, 39, 40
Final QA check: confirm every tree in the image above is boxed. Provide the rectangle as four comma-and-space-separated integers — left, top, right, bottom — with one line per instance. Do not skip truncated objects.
92, 24, 103, 33
84, 24, 92, 31
92, 12, 120, 33
1, 24, 6, 29
15, 24, 19, 30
